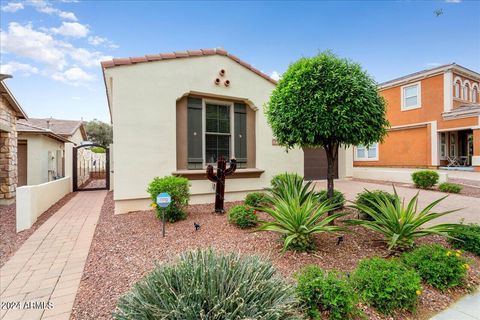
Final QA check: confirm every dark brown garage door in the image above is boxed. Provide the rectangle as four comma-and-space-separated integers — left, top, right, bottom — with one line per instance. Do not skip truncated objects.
303, 148, 338, 180
18, 140, 27, 187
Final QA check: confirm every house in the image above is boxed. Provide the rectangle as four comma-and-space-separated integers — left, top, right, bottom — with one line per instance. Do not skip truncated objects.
16, 118, 87, 186
101, 48, 353, 214
353, 64, 480, 172
0, 74, 28, 205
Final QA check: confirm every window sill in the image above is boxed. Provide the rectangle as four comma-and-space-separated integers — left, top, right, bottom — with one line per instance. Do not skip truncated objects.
172, 168, 265, 180
400, 105, 422, 111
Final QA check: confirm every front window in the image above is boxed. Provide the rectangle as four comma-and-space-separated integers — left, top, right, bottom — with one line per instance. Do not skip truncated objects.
355, 143, 378, 161
440, 132, 446, 159
402, 83, 420, 110
205, 104, 231, 164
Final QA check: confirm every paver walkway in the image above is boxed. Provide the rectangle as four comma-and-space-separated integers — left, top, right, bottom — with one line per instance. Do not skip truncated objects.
0, 190, 107, 320
430, 288, 480, 320
314, 179, 480, 224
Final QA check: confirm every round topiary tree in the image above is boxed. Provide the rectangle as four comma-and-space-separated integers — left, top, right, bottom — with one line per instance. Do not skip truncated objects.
266, 52, 389, 213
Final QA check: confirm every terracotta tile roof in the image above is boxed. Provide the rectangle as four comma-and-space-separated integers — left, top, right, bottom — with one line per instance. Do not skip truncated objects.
100, 48, 277, 85
20, 118, 85, 138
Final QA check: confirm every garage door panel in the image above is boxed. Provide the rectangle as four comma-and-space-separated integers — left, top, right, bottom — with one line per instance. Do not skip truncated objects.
303, 148, 338, 180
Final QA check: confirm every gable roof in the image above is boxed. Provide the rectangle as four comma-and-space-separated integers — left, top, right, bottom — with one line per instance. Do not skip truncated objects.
0, 75, 28, 119
21, 118, 87, 140
17, 120, 70, 143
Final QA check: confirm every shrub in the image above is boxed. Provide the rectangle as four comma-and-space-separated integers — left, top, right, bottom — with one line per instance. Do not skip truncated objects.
411, 170, 439, 189
257, 177, 346, 251
317, 190, 346, 210
114, 249, 296, 319
271, 172, 303, 191
269, 172, 318, 205
245, 192, 269, 207
352, 257, 421, 315
402, 244, 468, 290
355, 190, 397, 220
228, 205, 258, 229
448, 223, 480, 256
347, 188, 459, 251
439, 182, 463, 194
146, 176, 190, 222
90, 146, 106, 153
296, 265, 361, 320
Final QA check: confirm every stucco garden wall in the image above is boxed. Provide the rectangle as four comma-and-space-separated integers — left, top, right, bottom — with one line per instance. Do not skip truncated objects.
0, 95, 18, 205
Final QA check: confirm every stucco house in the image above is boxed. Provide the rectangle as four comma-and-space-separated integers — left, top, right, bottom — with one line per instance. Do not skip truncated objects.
0, 74, 28, 205
16, 118, 87, 186
354, 64, 480, 171
101, 48, 353, 214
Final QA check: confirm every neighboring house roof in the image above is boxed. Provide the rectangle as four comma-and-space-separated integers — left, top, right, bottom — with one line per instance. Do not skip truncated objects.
23, 118, 87, 140
0, 74, 28, 119
378, 63, 480, 89
17, 120, 70, 143
442, 104, 480, 121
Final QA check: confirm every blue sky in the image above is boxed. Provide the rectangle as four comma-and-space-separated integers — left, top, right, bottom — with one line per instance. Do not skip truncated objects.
1, 0, 479, 123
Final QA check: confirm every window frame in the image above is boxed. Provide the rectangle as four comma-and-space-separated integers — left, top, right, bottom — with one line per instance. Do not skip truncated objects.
440, 132, 447, 160
354, 143, 379, 161
400, 82, 422, 111
472, 86, 478, 103
454, 81, 461, 98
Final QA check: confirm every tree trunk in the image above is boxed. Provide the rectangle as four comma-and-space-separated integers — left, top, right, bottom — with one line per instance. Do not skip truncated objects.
324, 142, 338, 217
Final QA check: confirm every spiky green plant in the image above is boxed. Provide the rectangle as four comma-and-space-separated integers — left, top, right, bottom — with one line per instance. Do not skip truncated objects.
114, 249, 297, 320
258, 177, 346, 251
268, 172, 319, 205
346, 188, 460, 251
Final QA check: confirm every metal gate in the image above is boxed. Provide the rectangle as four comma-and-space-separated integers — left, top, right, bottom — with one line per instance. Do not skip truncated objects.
73, 144, 110, 191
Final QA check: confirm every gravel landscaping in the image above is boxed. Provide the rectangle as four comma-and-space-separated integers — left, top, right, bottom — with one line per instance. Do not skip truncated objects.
0, 192, 77, 267
71, 192, 480, 320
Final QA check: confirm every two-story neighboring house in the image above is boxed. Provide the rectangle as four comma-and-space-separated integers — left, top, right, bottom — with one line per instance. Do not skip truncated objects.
354, 63, 480, 172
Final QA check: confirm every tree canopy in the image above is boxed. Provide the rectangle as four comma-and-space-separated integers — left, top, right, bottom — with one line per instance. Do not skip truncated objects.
85, 119, 113, 147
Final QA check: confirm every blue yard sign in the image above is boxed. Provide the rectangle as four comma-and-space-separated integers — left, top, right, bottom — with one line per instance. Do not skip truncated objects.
156, 192, 171, 237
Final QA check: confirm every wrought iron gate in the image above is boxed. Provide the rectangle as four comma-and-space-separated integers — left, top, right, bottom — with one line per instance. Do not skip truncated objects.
73, 144, 110, 191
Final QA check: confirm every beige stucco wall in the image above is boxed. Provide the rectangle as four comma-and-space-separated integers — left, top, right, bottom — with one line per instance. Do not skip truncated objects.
68, 129, 85, 145
106, 54, 352, 214
18, 133, 65, 185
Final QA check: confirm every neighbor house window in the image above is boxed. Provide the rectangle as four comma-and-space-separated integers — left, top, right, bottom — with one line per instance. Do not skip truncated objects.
449, 132, 456, 157
473, 87, 478, 103
355, 143, 378, 161
463, 84, 470, 101
454, 81, 461, 98
401, 82, 421, 110
440, 132, 446, 159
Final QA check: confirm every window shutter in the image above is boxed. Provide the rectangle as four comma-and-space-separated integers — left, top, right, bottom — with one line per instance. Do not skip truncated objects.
187, 97, 203, 169
234, 103, 247, 166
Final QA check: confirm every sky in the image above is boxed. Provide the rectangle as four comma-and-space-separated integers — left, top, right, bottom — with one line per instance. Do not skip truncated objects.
1, 0, 479, 123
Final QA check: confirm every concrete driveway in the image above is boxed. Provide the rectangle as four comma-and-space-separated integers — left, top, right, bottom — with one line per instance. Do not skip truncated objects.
314, 179, 479, 225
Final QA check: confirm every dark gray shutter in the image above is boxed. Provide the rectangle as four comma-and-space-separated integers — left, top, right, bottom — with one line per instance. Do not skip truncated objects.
234, 103, 247, 167
188, 97, 203, 169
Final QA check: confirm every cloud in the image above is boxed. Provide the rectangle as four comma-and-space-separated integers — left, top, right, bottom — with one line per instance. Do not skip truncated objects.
88, 35, 107, 46
69, 48, 112, 67
51, 22, 89, 38
27, 0, 78, 21
1, 2, 24, 12
0, 61, 39, 76
52, 67, 96, 85
270, 71, 281, 81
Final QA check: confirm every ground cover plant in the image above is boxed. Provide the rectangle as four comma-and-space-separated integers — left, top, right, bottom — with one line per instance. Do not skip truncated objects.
296, 265, 361, 320
114, 249, 297, 320
411, 170, 439, 189
228, 204, 258, 229
448, 223, 480, 256
438, 182, 463, 194
402, 244, 469, 290
352, 257, 422, 315
348, 189, 460, 250
146, 175, 190, 222
355, 190, 396, 220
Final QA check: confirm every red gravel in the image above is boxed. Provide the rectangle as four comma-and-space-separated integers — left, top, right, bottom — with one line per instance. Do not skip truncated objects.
0, 192, 77, 267
71, 192, 480, 320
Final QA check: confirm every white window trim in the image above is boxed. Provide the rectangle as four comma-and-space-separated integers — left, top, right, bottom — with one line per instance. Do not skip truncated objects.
400, 81, 422, 111
354, 143, 379, 161
202, 98, 235, 168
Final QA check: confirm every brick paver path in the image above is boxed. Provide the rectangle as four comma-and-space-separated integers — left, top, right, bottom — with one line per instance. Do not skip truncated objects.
0, 191, 107, 320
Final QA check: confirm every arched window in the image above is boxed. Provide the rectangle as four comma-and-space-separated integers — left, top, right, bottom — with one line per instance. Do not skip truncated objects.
473, 86, 478, 103
454, 81, 461, 98
463, 83, 470, 101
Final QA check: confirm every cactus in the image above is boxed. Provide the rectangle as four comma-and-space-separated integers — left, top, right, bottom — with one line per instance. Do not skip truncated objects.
206, 157, 237, 213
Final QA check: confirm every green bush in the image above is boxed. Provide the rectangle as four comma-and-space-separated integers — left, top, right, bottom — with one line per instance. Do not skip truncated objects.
90, 146, 106, 153
402, 244, 468, 290
114, 249, 296, 319
411, 170, 439, 189
296, 265, 361, 320
271, 172, 303, 191
448, 223, 480, 256
146, 176, 190, 222
228, 205, 258, 229
355, 190, 397, 220
317, 190, 346, 210
258, 176, 346, 252
439, 182, 463, 194
348, 188, 459, 251
245, 192, 269, 207
352, 257, 421, 315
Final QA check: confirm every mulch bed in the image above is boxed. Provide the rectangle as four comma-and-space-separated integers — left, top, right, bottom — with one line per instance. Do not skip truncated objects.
71, 192, 480, 320
353, 178, 480, 198
0, 192, 77, 267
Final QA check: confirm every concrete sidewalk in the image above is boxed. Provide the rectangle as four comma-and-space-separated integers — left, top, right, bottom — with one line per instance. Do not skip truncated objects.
314, 179, 480, 224
0, 190, 107, 320
430, 288, 480, 320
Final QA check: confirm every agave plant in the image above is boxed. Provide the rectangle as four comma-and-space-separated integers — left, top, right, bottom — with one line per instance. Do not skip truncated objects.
347, 188, 460, 251
267, 172, 319, 205
258, 177, 346, 251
